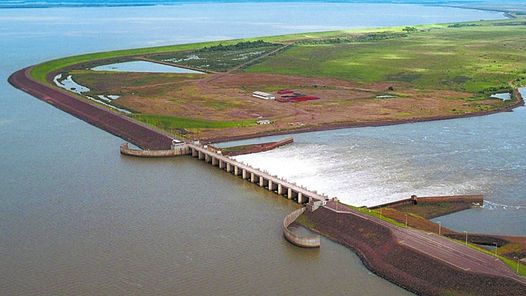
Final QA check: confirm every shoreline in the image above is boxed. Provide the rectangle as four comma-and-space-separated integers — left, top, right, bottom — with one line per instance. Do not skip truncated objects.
207, 91, 524, 143
8, 67, 174, 150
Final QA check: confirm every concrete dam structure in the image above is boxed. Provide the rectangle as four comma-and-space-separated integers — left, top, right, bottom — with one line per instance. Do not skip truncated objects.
120, 140, 327, 247
120, 140, 332, 204
282, 207, 321, 248
187, 143, 332, 204
120, 143, 190, 157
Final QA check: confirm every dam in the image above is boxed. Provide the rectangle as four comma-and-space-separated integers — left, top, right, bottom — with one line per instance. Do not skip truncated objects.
121, 141, 333, 204
188, 143, 332, 204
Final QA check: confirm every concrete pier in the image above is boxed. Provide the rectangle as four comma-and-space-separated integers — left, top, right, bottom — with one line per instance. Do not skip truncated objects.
278, 184, 284, 195
121, 142, 322, 205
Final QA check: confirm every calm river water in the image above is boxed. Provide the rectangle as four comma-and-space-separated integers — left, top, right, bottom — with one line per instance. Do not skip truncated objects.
0, 2, 509, 295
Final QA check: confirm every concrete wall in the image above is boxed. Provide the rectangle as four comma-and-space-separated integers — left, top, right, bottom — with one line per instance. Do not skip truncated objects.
369, 194, 483, 209
120, 143, 190, 158
282, 207, 320, 248
188, 143, 331, 205
415, 195, 483, 204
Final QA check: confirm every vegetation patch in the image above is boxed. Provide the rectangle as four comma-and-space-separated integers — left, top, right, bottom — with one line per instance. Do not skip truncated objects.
296, 31, 409, 45
246, 21, 526, 94
133, 114, 255, 135
147, 40, 282, 72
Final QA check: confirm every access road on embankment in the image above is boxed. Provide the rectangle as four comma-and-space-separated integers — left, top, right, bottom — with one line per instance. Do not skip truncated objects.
325, 202, 526, 284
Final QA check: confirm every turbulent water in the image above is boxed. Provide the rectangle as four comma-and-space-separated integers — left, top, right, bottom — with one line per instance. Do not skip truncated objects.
0, 2, 517, 295
233, 96, 526, 208
230, 88, 526, 234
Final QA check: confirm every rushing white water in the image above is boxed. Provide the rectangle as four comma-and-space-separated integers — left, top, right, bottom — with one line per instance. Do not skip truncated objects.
0, 3, 520, 295
234, 140, 480, 207
234, 88, 526, 208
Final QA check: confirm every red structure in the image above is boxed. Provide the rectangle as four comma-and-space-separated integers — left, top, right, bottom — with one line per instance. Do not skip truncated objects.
276, 89, 320, 103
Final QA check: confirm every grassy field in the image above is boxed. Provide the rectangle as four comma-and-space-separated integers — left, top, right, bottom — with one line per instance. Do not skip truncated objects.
28, 31, 347, 84
132, 114, 255, 134
246, 21, 526, 95
148, 40, 283, 72
21, 11, 526, 279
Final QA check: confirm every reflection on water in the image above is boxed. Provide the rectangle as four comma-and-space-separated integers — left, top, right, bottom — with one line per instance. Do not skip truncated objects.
92, 61, 205, 74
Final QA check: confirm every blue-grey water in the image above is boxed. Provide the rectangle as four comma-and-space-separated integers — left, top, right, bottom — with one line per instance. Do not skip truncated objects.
0, 2, 514, 295
92, 61, 205, 73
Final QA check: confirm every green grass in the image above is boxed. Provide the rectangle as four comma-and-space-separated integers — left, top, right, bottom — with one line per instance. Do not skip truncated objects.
29, 22, 442, 85
347, 204, 406, 228
133, 114, 255, 130
245, 19, 526, 94
464, 242, 526, 277
148, 41, 282, 72
29, 39, 266, 84
28, 29, 371, 85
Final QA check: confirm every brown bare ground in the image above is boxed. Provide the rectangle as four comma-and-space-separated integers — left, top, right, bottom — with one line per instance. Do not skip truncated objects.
71, 71, 512, 141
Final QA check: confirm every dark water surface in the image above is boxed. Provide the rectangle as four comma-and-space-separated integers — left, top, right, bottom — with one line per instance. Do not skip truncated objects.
0, 3, 507, 295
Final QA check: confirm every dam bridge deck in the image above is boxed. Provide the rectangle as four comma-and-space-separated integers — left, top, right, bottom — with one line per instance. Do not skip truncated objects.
186, 143, 331, 204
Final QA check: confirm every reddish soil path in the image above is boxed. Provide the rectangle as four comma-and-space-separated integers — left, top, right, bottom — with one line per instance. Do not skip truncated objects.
8, 67, 173, 150
315, 202, 526, 295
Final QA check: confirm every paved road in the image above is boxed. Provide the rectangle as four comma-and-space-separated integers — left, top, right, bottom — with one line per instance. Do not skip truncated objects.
325, 202, 526, 285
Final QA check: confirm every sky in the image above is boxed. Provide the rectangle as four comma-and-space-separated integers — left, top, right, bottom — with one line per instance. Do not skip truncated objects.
2, 0, 525, 9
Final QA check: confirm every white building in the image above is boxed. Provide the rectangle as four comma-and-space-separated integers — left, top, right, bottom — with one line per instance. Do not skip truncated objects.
252, 91, 275, 100
256, 119, 272, 125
